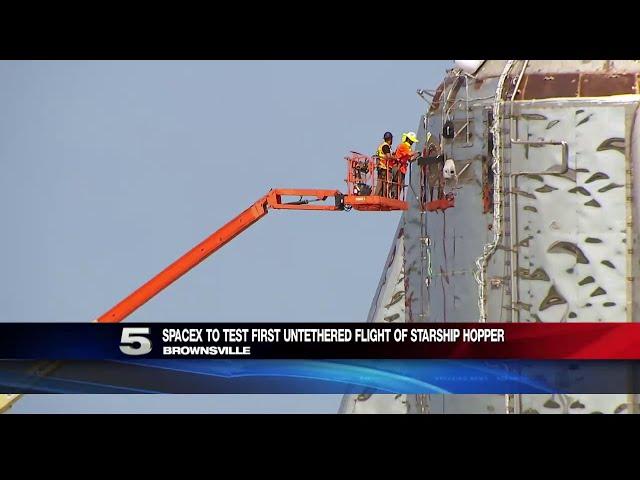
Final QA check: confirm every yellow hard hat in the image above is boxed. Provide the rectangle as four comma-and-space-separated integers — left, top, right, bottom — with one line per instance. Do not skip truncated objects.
405, 131, 418, 143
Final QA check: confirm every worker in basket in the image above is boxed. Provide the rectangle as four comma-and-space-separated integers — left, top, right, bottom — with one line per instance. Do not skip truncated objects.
373, 131, 396, 197
392, 131, 420, 199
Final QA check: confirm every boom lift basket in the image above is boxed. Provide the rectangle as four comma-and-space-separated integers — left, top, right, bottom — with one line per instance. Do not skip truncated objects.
344, 152, 407, 212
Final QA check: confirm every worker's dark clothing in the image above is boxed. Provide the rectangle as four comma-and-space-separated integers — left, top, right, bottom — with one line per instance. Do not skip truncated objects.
374, 143, 393, 197
391, 168, 405, 200
375, 168, 390, 197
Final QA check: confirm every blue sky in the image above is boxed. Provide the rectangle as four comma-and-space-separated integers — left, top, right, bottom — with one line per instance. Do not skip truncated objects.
0, 60, 449, 413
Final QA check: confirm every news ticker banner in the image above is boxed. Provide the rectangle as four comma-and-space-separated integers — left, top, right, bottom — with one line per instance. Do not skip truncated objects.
2, 359, 640, 394
1, 322, 640, 360
1, 322, 640, 394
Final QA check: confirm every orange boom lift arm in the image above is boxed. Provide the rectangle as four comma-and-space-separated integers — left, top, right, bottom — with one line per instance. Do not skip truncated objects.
97, 154, 408, 323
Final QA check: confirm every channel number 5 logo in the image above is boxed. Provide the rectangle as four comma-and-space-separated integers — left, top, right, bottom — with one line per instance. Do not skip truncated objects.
119, 327, 152, 356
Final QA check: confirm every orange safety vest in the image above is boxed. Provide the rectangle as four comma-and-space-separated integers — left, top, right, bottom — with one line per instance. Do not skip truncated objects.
395, 141, 412, 174
376, 142, 393, 170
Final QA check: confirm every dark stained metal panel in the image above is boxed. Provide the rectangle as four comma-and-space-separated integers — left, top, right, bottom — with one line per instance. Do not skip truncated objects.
580, 73, 638, 97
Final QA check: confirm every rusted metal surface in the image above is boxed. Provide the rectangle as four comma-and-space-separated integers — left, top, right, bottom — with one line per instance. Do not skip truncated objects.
430, 75, 459, 112
515, 72, 639, 100
581, 73, 638, 97
430, 82, 445, 111
517, 73, 580, 100
429, 74, 471, 115
432, 65, 639, 112
478, 60, 640, 79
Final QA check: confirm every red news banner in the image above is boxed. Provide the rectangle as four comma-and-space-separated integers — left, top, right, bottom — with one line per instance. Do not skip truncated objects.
408, 323, 640, 360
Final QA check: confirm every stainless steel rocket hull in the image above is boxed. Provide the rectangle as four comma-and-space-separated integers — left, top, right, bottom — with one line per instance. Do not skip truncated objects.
343, 60, 640, 414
